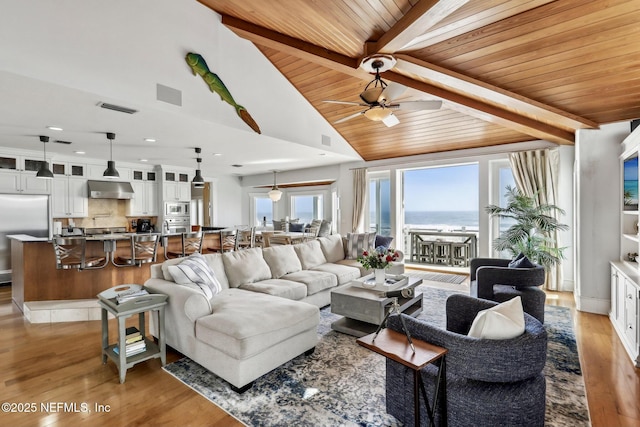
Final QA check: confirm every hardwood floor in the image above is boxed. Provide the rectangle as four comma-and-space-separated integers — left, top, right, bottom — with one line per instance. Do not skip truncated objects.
1, 284, 638, 426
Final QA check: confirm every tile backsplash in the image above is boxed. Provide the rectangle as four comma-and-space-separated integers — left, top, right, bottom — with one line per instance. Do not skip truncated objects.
54, 199, 158, 231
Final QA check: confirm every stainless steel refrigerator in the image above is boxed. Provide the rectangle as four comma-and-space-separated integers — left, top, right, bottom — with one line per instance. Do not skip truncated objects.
0, 194, 51, 284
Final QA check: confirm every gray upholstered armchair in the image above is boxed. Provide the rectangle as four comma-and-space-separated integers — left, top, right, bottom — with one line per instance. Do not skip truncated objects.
470, 257, 546, 323
386, 294, 547, 427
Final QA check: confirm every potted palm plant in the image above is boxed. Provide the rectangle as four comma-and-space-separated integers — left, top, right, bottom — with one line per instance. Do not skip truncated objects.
485, 185, 568, 268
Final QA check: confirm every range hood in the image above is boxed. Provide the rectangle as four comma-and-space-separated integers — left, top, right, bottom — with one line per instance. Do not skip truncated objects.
87, 180, 135, 199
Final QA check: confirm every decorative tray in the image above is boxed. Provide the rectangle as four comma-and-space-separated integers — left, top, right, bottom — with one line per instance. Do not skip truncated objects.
354, 274, 408, 291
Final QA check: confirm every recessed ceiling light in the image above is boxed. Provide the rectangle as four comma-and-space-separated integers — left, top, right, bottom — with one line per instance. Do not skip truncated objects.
212, 153, 222, 156
139, 159, 148, 162
144, 138, 156, 142
47, 126, 63, 131
74, 151, 85, 155
319, 153, 327, 156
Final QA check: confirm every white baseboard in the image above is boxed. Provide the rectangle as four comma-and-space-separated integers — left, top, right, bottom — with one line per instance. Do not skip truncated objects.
575, 294, 610, 315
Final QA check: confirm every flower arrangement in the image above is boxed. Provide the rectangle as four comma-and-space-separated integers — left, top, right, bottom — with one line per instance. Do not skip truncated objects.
357, 247, 400, 270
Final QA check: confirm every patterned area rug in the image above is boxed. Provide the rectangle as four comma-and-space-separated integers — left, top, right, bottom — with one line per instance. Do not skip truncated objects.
163, 286, 590, 427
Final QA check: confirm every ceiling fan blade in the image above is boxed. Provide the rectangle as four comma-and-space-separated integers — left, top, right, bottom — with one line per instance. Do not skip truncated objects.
393, 100, 443, 111
334, 111, 365, 124
378, 83, 407, 104
382, 113, 400, 127
323, 100, 365, 106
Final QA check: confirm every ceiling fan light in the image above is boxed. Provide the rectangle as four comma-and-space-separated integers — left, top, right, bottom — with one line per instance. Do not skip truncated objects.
360, 87, 384, 104
268, 187, 282, 202
364, 107, 392, 121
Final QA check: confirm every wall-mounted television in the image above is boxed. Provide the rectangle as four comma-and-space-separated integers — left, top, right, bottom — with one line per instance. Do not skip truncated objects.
624, 156, 638, 210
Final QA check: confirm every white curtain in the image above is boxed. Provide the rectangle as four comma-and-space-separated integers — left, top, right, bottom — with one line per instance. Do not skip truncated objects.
509, 148, 562, 290
352, 168, 367, 233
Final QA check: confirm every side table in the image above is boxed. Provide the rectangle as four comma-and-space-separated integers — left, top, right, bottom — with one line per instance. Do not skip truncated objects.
98, 285, 168, 383
357, 328, 447, 427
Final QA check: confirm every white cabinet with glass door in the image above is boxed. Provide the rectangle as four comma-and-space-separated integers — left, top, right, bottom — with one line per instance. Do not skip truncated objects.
0, 154, 51, 194
163, 171, 190, 202
51, 161, 87, 218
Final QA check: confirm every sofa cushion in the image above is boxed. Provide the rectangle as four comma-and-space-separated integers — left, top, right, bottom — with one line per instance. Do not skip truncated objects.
335, 258, 369, 276
262, 245, 302, 278
281, 270, 337, 295
319, 234, 345, 263
196, 289, 319, 360
293, 239, 328, 270
310, 263, 360, 285
238, 279, 307, 300
167, 253, 222, 299
289, 222, 304, 232
222, 247, 272, 288
468, 296, 526, 340
345, 232, 376, 259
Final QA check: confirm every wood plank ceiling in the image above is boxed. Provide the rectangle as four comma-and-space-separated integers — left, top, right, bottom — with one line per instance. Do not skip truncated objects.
198, 0, 640, 161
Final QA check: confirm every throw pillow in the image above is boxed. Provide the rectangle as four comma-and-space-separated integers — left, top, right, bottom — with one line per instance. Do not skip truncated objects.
345, 232, 376, 259
374, 235, 394, 250
468, 297, 525, 340
318, 220, 332, 237
289, 222, 304, 232
508, 253, 536, 269
167, 253, 222, 299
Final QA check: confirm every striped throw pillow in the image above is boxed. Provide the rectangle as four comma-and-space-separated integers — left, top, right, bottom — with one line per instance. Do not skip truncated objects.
345, 232, 376, 259
168, 253, 222, 299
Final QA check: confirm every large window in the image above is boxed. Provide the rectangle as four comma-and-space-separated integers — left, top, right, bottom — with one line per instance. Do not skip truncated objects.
403, 163, 479, 231
290, 194, 323, 224
252, 195, 274, 226
368, 173, 391, 236
493, 163, 517, 257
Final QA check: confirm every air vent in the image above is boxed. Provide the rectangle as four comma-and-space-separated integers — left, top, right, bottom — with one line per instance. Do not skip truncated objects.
231, 164, 243, 168
54, 140, 72, 145
98, 102, 138, 114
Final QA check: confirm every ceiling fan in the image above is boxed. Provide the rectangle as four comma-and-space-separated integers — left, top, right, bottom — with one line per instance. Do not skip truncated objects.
324, 54, 442, 127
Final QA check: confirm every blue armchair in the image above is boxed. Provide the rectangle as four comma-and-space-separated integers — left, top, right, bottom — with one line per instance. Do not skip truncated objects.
386, 294, 547, 427
470, 257, 546, 323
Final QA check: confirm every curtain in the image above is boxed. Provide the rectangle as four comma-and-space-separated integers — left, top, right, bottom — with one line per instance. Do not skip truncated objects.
351, 168, 367, 233
509, 148, 562, 290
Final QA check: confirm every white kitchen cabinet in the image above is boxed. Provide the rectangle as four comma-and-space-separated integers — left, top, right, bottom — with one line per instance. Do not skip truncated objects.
128, 181, 158, 216
163, 181, 190, 202
86, 164, 132, 181
52, 177, 88, 218
0, 152, 52, 194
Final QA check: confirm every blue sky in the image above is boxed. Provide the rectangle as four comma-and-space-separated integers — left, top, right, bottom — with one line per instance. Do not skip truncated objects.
404, 164, 479, 211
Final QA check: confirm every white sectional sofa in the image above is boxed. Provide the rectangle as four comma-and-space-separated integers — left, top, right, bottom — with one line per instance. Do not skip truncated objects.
144, 233, 403, 391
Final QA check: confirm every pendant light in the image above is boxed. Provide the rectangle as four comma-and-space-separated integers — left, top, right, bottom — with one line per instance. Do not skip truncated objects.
36, 135, 54, 179
103, 132, 120, 179
192, 147, 205, 188
268, 170, 282, 202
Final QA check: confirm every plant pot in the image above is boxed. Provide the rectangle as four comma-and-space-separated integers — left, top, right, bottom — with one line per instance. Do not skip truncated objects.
374, 268, 386, 284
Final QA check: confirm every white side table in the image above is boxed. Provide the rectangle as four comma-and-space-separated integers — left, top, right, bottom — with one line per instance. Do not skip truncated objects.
98, 284, 168, 383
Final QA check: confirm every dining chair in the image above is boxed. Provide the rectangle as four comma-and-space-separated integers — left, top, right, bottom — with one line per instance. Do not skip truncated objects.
235, 227, 255, 250
112, 234, 159, 267
52, 236, 107, 270
219, 229, 237, 252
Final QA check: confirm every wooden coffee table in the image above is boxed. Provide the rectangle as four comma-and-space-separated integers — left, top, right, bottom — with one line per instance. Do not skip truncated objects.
330, 276, 423, 337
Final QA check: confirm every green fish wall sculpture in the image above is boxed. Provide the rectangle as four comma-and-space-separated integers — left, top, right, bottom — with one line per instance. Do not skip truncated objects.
185, 52, 261, 134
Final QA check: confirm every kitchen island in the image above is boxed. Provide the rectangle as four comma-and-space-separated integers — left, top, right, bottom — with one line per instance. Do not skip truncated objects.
9, 233, 184, 322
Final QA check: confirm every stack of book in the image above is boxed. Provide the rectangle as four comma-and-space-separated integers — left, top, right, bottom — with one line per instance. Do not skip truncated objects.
114, 327, 146, 357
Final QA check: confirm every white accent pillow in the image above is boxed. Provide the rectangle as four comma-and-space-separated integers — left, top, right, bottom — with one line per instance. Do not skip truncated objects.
468, 297, 525, 340
168, 253, 222, 299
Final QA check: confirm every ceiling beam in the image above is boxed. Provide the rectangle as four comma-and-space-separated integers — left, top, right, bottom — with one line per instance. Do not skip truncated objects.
221, 15, 365, 78
364, 0, 470, 55
221, 15, 577, 144
384, 71, 576, 144
396, 55, 598, 131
